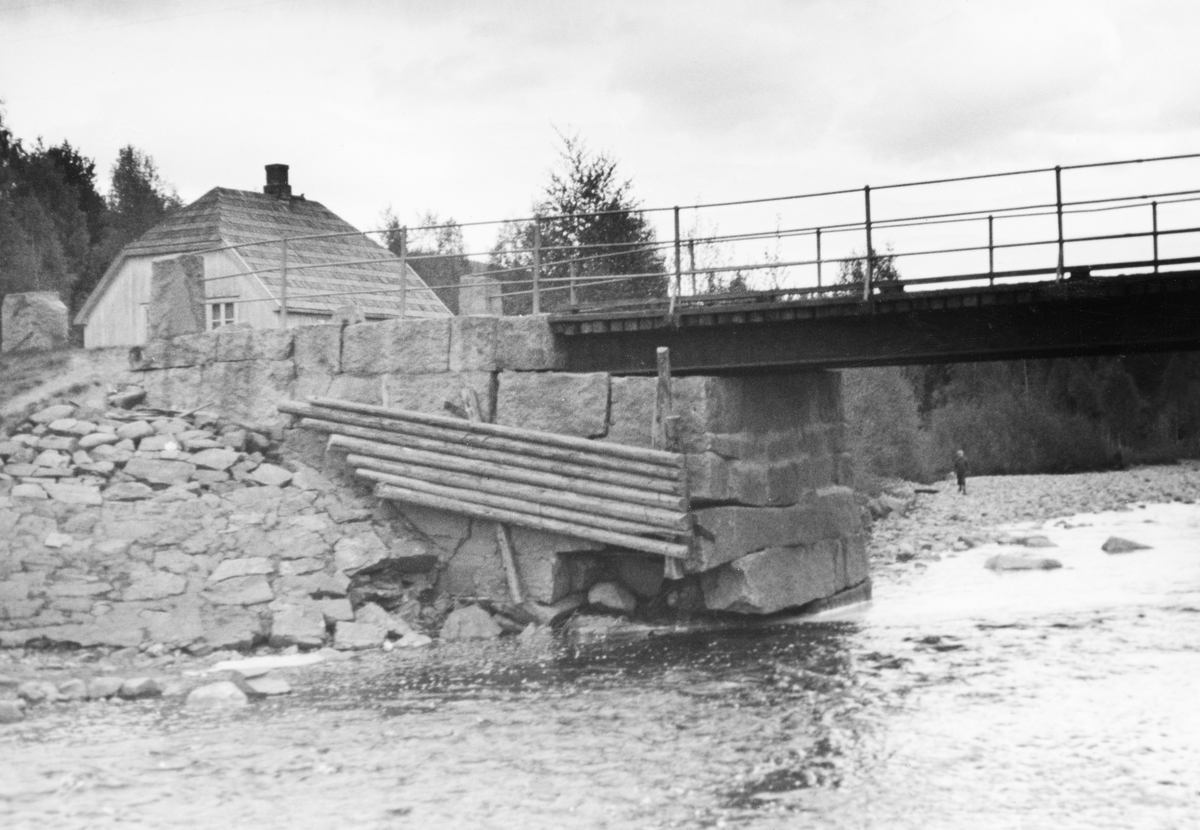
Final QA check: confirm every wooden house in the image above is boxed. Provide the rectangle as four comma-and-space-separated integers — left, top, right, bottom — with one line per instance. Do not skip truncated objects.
75, 165, 450, 347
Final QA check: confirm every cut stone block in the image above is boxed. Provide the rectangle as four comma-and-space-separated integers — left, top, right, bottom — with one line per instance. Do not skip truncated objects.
1, 291, 69, 353
214, 327, 294, 362
689, 486, 861, 572
293, 324, 342, 374
701, 542, 839, 614
495, 371, 609, 438
449, 316, 498, 371
130, 332, 217, 371
147, 255, 206, 341
341, 318, 451, 375
496, 316, 565, 370
383, 372, 496, 421
203, 575, 274, 606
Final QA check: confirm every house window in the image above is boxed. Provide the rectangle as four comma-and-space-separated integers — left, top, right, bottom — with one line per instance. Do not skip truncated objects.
209, 302, 236, 330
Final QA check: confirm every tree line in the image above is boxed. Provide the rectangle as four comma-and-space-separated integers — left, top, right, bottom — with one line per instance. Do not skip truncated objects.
0, 107, 181, 319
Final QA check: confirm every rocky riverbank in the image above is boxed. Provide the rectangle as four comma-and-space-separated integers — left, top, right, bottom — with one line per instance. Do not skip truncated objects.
864, 461, 1200, 586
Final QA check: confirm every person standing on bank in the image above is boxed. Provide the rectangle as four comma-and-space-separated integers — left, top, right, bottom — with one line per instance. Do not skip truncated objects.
953, 449, 968, 495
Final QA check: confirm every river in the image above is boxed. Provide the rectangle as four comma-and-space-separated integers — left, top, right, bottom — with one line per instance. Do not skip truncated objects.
2, 479, 1198, 829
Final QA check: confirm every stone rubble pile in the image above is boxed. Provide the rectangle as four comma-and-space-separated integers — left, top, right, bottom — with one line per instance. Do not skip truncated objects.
0, 393, 540, 658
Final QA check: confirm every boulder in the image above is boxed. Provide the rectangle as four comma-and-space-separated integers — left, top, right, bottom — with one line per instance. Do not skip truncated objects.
333, 534, 389, 576
249, 463, 293, 487
354, 602, 413, 636
78, 432, 120, 449
104, 482, 155, 501
985, 554, 1063, 571
124, 457, 196, 486
116, 420, 155, 441
42, 484, 103, 506
0, 700, 24, 724
87, 677, 125, 700
18, 680, 60, 704
1, 291, 69, 353
246, 676, 291, 696
1102, 537, 1151, 554
587, 581, 637, 615
118, 677, 163, 699
440, 605, 502, 641
203, 575, 274, 606
29, 404, 76, 424
614, 555, 665, 599
268, 603, 328, 648
58, 678, 89, 701
186, 681, 249, 709
189, 448, 240, 471
333, 620, 386, 650
123, 572, 188, 601
1020, 535, 1057, 548
208, 557, 273, 583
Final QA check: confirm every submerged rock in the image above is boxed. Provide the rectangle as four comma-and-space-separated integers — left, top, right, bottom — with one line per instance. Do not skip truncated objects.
985, 554, 1062, 571
440, 605, 502, 641
587, 581, 637, 615
1102, 537, 1151, 554
186, 681, 249, 709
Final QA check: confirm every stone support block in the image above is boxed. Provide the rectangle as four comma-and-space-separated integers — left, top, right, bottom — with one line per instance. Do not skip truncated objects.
495, 371, 609, 438
1, 291, 69, 353
689, 486, 861, 572
326, 374, 382, 405
496, 316, 565, 370
341, 318, 450, 375
201, 359, 296, 425
605, 376, 655, 448
293, 324, 342, 375
214, 327, 294, 362
138, 366, 206, 411
449, 316, 498, 371
701, 542, 840, 614
129, 332, 217, 371
148, 255, 206, 341
384, 372, 496, 421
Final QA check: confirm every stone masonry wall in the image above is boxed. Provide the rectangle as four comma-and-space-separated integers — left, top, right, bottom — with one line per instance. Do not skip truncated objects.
76, 316, 865, 617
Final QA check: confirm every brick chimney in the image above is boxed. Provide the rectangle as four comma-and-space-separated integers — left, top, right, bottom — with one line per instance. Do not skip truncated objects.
264, 164, 291, 199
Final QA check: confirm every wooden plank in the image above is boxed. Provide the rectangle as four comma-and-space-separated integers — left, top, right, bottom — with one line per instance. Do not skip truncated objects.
374, 483, 690, 559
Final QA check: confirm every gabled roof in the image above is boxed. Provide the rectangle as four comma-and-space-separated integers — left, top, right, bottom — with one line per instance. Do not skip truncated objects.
76, 187, 451, 324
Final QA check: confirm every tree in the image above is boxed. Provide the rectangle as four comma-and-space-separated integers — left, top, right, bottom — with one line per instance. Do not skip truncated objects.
380, 208, 470, 313
836, 245, 901, 294
75, 146, 181, 308
490, 132, 666, 314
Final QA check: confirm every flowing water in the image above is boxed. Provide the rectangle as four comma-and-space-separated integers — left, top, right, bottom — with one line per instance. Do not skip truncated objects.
2, 502, 1198, 829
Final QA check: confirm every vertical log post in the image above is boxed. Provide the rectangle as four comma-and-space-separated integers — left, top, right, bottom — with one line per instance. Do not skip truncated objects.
460, 387, 524, 604
670, 207, 681, 316
569, 256, 578, 309
652, 346, 673, 451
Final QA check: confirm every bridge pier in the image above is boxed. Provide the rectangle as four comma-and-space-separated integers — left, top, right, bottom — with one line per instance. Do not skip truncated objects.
125, 315, 867, 617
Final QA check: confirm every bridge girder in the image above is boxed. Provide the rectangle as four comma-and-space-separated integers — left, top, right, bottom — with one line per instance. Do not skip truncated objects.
549, 272, 1200, 375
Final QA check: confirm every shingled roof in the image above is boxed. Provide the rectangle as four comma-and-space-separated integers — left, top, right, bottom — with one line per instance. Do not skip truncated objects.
77, 187, 450, 323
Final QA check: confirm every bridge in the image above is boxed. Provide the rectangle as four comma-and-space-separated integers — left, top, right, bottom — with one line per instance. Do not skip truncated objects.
540, 152, 1200, 374
548, 268, 1200, 374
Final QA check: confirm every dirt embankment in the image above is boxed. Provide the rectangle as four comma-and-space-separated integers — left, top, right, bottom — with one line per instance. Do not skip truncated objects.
0, 347, 131, 427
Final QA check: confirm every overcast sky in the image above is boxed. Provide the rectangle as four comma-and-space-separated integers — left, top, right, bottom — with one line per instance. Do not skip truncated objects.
3, 0, 1199, 268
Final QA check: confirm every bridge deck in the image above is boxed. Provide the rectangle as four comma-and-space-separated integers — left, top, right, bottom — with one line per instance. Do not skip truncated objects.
549, 271, 1200, 375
